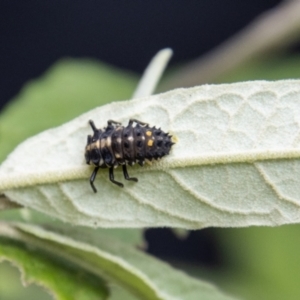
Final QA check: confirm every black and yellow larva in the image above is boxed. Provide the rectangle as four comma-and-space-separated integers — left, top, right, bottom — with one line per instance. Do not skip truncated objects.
85, 119, 175, 192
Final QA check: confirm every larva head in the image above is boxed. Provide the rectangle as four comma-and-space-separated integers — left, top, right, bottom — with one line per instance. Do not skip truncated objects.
85, 130, 103, 166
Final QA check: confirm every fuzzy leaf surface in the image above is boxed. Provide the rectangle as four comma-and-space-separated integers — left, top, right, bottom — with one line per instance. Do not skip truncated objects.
1, 80, 300, 228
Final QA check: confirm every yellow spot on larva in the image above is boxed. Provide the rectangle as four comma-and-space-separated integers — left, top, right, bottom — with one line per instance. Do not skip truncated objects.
146, 131, 152, 136
147, 140, 154, 147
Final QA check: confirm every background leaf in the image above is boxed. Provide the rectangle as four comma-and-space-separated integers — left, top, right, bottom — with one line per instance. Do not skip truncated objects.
219, 56, 300, 83
0, 208, 145, 247
0, 58, 138, 162
0, 222, 237, 300
0, 239, 108, 300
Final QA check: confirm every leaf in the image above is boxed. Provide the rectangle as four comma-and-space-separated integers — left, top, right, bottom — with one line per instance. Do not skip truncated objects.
0, 239, 108, 300
0, 208, 145, 249
0, 222, 237, 300
1, 80, 300, 228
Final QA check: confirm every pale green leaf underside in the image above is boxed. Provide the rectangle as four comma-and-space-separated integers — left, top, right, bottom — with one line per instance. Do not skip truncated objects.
1, 80, 300, 228
0, 222, 236, 300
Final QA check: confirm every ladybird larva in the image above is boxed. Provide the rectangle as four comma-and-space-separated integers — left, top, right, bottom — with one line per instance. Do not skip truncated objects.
85, 119, 174, 192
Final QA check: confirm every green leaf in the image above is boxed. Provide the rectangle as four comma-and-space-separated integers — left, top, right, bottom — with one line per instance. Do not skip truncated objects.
0, 58, 138, 162
0, 222, 237, 300
1, 80, 300, 228
0, 208, 145, 248
0, 239, 108, 300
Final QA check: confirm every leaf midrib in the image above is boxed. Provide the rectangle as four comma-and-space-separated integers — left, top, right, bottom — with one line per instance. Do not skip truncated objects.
0, 148, 300, 191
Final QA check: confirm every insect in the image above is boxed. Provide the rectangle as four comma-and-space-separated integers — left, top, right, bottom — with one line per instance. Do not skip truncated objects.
85, 119, 175, 192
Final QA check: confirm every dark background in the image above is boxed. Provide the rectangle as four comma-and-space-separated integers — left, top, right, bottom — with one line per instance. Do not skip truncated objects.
1, 0, 282, 110
0, 0, 283, 268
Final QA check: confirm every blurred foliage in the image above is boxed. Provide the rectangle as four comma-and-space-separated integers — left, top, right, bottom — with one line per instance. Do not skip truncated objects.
218, 55, 300, 83
0, 240, 108, 300
0, 209, 145, 248
0, 261, 53, 300
0, 58, 138, 162
214, 225, 300, 300
0, 209, 144, 300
